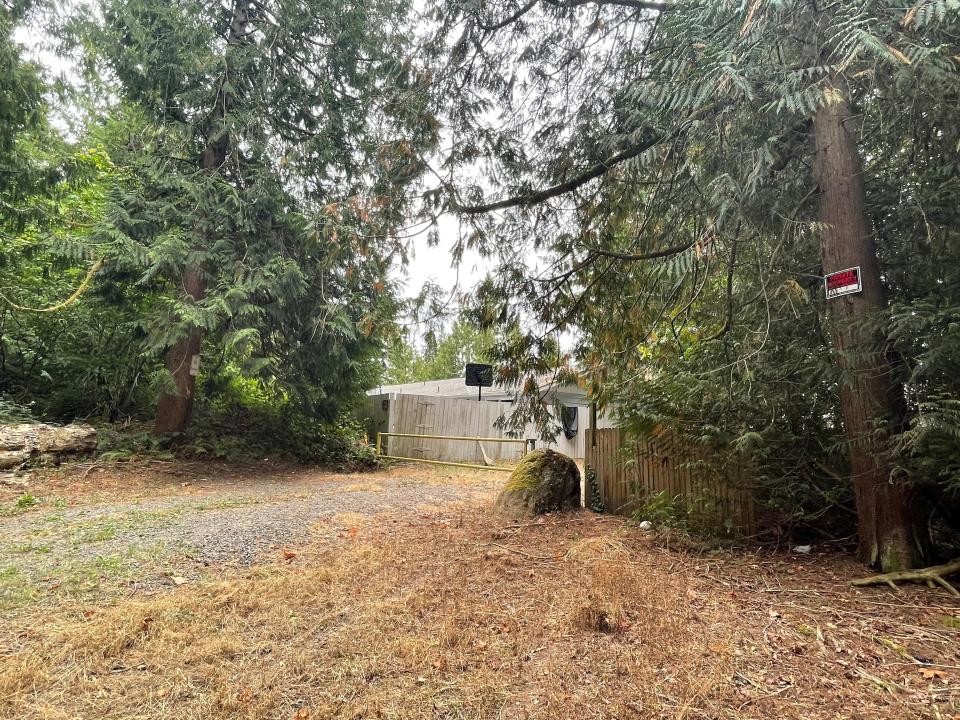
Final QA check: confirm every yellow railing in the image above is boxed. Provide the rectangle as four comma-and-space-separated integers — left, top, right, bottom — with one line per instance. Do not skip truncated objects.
375, 432, 532, 472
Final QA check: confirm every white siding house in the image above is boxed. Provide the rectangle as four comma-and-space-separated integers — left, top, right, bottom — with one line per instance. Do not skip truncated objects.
364, 376, 614, 461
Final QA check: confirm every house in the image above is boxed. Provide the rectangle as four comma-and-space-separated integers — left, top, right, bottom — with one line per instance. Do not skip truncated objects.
363, 375, 614, 462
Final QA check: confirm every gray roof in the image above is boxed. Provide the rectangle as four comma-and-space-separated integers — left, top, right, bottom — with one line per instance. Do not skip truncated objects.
367, 375, 590, 405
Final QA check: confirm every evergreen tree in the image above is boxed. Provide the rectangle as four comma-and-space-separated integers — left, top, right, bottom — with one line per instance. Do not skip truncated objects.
384, 318, 495, 383
73, 0, 437, 432
428, 0, 960, 568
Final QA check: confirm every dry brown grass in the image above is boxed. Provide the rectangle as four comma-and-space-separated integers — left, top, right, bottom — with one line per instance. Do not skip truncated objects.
1, 460, 499, 511
1, 506, 957, 720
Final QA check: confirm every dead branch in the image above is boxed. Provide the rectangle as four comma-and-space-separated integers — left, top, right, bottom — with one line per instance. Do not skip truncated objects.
851, 558, 960, 597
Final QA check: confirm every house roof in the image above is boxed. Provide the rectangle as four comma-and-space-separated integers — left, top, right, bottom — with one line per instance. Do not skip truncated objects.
366, 375, 590, 405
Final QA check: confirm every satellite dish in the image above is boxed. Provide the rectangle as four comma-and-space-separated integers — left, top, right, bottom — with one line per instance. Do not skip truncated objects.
465, 363, 493, 400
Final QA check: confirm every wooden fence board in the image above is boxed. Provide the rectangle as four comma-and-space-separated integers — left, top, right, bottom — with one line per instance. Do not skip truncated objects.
586, 428, 755, 534
383, 394, 525, 464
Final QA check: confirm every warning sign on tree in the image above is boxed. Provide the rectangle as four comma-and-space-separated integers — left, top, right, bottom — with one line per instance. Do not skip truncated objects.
824, 266, 862, 299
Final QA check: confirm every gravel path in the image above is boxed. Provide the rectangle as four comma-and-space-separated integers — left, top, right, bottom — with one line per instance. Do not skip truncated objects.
0, 465, 501, 604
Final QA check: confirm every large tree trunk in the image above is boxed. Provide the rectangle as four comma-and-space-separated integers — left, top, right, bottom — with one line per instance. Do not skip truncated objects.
812, 80, 924, 571
153, 2, 250, 436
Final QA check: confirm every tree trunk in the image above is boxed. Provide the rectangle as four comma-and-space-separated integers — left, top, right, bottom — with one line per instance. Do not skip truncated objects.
153, 2, 250, 436
812, 79, 924, 571
1, 423, 97, 469
154, 267, 206, 434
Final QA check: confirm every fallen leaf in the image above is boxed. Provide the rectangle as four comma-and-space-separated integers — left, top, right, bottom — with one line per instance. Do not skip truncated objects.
348, 527, 358, 539
171, 576, 188, 586
919, 668, 947, 680
282, 549, 297, 560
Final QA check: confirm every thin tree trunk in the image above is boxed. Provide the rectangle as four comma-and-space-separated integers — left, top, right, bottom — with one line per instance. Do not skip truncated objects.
153, 1, 250, 436
154, 268, 206, 434
812, 79, 924, 571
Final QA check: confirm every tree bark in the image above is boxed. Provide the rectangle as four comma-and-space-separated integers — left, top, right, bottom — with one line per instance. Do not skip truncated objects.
812, 79, 923, 571
154, 267, 206, 435
153, 2, 250, 436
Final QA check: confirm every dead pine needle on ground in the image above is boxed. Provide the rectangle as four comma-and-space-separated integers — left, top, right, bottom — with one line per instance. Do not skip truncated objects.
0, 462, 958, 719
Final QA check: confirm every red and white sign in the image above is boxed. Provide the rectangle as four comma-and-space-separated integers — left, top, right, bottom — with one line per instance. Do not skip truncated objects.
824, 266, 862, 299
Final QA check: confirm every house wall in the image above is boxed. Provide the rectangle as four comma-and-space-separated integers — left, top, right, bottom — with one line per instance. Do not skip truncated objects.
527, 404, 588, 459
366, 393, 604, 462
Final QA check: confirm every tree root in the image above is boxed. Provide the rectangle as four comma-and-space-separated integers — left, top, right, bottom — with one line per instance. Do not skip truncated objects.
851, 558, 960, 597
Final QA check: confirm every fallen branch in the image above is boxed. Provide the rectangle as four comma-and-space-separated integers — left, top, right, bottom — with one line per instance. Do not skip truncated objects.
851, 558, 960, 597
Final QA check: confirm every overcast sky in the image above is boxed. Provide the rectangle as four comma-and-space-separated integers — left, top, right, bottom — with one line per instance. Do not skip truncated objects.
394, 213, 491, 303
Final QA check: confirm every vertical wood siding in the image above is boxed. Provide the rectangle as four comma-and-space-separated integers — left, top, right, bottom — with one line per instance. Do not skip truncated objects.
373, 394, 593, 462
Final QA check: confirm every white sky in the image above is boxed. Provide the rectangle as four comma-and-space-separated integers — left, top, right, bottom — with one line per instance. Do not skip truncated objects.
393, 213, 491, 302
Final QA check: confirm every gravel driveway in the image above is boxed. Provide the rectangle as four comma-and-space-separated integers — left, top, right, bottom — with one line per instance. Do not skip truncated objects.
0, 462, 502, 607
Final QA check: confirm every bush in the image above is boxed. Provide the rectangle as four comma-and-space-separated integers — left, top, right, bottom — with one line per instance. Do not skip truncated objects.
180, 370, 379, 470
0, 396, 35, 424
631, 488, 742, 541
284, 416, 379, 469
95, 422, 173, 461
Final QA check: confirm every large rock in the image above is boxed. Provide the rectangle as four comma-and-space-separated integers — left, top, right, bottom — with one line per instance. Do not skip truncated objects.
0, 423, 97, 469
494, 449, 581, 518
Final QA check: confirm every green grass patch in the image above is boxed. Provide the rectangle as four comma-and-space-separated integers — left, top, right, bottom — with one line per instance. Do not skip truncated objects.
7, 542, 52, 555
72, 523, 117, 545
0, 565, 37, 610
0, 493, 41, 517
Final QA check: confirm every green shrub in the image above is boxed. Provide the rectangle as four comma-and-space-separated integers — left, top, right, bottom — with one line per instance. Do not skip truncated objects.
0, 396, 34, 424
95, 423, 173, 461
180, 368, 379, 470
631, 488, 740, 540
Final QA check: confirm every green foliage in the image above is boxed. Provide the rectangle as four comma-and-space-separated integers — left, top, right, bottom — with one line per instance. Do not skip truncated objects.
65, 0, 434, 423
94, 424, 172, 461
0, 396, 34, 423
15, 494, 37, 509
632, 488, 741, 540
585, 465, 604, 514
186, 368, 379, 469
633, 491, 682, 529
384, 318, 495, 384
1, 0, 436, 453
422, 0, 960, 551
93, 369, 379, 468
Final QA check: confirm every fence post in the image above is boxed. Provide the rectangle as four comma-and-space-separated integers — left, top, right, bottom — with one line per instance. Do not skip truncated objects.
590, 402, 597, 448
375, 432, 382, 456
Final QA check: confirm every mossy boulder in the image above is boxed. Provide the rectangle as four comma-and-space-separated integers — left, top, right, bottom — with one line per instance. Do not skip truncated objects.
494, 449, 581, 518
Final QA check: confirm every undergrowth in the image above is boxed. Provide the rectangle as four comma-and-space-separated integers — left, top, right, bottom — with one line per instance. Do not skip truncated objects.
631, 489, 740, 542
93, 372, 378, 471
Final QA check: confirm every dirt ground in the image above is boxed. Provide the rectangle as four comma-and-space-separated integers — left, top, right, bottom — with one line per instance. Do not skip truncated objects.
1, 461, 959, 719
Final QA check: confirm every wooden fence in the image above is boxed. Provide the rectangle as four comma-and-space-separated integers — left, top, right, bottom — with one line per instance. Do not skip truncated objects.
585, 428, 756, 534
364, 392, 593, 464
377, 394, 528, 465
